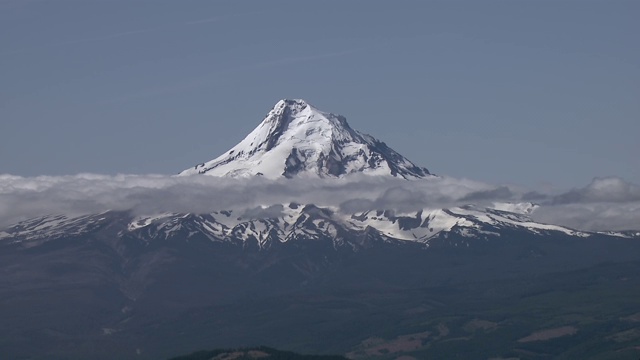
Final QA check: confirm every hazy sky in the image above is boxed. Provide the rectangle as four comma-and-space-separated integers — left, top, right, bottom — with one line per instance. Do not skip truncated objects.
1, 0, 638, 189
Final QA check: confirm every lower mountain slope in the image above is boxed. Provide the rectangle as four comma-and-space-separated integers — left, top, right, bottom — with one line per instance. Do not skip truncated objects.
168, 346, 347, 360
0, 207, 639, 360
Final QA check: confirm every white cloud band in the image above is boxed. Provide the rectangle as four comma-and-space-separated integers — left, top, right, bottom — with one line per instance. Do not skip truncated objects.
0, 174, 638, 232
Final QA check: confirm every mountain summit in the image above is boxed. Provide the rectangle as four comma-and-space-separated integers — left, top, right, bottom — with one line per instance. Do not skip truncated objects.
180, 99, 431, 179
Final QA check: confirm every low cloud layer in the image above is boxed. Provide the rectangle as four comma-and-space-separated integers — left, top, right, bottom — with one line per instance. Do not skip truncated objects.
552, 177, 640, 204
531, 177, 640, 231
0, 174, 638, 231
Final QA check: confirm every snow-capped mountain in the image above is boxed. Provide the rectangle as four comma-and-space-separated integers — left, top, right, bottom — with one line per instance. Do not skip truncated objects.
2, 99, 637, 248
180, 99, 431, 179
3, 99, 640, 360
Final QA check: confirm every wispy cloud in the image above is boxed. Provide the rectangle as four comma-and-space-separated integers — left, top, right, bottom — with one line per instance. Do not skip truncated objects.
184, 16, 226, 25
5, 27, 159, 55
251, 47, 366, 68
99, 46, 367, 104
4, 13, 238, 55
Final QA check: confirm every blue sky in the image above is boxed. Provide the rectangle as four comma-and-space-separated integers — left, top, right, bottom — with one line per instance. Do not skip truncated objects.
1, 0, 638, 189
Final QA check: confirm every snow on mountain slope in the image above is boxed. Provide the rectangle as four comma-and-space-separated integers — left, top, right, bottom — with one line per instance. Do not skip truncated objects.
0, 213, 112, 247
180, 99, 431, 179
2, 202, 603, 250
346, 205, 589, 242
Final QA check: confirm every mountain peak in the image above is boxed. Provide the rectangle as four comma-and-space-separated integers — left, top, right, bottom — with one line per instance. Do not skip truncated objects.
263, 99, 353, 140
269, 99, 310, 119
180, 99, 431, 179
274, 98, 311, 109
